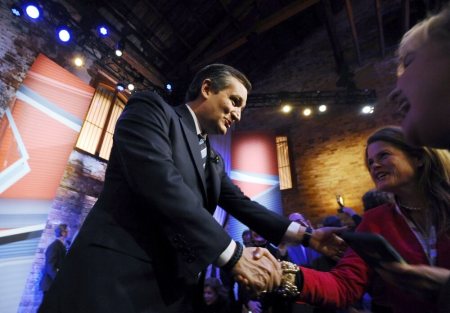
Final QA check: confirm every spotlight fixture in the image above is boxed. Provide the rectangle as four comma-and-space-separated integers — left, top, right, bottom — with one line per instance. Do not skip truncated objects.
361, 105, 374, 114
318, 104, 327, 113
165, 83, 172, 91
302, 108, 312, 116
73, 56, 84, 67
10, 4, 23, 17
24, 3, 41, 19
281, 104, 292, 113
97, 25, 108, 37
57, 27, 72, 43
116, 83, 125, 91
115, 40, 125, 57
127, 83, 135, 91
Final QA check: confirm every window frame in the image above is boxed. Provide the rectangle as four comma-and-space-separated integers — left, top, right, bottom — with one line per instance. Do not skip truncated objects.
75, 83, 128, 161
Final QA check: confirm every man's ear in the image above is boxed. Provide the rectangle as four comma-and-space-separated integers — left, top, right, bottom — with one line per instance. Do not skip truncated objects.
200, 79, 212, 99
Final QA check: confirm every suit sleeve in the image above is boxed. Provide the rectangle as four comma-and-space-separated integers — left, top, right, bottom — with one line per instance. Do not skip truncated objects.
214, 156, 291, 245
112, 94, 231, 275
45, 243, 61, 279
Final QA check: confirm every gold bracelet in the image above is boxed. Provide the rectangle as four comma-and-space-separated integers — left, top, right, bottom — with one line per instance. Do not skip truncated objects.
274, 261, 300, 298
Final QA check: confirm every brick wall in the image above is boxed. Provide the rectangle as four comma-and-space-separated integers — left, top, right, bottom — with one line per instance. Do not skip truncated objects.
236, 1, 403, 226
18, 150, 107, 312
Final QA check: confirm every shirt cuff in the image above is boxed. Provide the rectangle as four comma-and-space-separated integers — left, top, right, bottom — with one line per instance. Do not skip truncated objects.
283, 222, 306, 245
215, 240, 236, 267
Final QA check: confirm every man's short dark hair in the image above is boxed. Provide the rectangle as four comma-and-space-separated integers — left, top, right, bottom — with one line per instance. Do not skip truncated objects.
184, 64, 252, 102
55, 224, 68, 237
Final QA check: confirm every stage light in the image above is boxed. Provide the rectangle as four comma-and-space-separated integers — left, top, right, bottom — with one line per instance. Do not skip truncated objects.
25, 3, 40, 19
361, 105, 374, 114
97, 25, 108, 37
73, 56, 84, 67
318, 104, 327, 112
57, 27, 72, 43
281, 104, 292, 113
10, 4, 23, 17
115, 40, 125, 57
127, 83, 135, 91
166, 83, 172, 91
302, 108, 312, 116
116, 83, 125, 91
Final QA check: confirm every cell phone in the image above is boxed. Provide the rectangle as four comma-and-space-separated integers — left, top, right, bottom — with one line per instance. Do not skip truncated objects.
340, 232, 406, 267
336, 195, 344, 213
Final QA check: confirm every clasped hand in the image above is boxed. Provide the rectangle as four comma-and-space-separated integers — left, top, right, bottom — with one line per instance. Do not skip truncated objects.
231, 247, 281, 295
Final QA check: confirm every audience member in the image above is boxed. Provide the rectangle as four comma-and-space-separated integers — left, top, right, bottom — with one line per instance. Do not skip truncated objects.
39, 224, 69, 294
267, 126, 450, 313
361, 189, 394, 212
380, 6, 450, 313
338, 207, 362, 230
199, 277, 231, 313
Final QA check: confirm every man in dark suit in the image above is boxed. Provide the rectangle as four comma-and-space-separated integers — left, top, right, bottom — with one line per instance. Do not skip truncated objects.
39, 224, 68, 293
39, 64, 344, 313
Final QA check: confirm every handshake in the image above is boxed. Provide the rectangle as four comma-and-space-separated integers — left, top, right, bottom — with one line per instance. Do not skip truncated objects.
230, 226, 347, 297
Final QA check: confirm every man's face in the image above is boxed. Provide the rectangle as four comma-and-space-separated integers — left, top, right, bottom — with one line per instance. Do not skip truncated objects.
196, 77, 247, 135
389, 39, 450, 148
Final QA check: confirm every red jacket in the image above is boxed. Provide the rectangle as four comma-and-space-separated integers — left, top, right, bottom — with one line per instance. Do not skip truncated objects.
300, 203, 450, 313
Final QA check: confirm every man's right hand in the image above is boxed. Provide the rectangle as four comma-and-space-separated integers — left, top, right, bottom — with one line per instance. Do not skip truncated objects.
231, 247, 281, 295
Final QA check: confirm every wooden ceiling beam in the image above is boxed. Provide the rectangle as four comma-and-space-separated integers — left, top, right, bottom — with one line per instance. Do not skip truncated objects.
192, 0, 319, 69
183, 0, 256, 65
99, 0, 173, 66
344, 0, 361, 65
144, 1, 193, 50
321, 0, 345, 72
374, 0, 385, 57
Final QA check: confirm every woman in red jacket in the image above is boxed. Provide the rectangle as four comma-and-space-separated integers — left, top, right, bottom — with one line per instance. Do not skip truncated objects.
283, 126, 450, 313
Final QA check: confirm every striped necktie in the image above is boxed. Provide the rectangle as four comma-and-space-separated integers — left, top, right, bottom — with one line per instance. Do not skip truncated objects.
198, 134, 207, 169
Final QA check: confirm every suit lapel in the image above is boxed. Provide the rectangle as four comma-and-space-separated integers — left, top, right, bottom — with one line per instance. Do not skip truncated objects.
174, 105, 208, 198
206, 141, 221, 211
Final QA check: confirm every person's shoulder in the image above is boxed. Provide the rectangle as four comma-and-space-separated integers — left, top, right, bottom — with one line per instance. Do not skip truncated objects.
363, 202, 395, 219
357, 203, 396, 232
127, 91, 169, 108
46, 239, 60, 250
124, 91, 178, 118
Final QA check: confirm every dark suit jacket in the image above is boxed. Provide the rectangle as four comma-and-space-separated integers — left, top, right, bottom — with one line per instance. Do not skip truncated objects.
39, 239, 66, 292
39, 92, 290, 313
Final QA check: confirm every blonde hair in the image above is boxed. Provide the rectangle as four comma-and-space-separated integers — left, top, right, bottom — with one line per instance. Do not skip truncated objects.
397, 5, 450, 74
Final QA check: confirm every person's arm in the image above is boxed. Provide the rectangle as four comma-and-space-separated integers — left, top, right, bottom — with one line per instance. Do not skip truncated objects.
342, 207, 362, 227
213, 162, 346, 260
45, 242, 61, 279
376, 263, 450, 302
